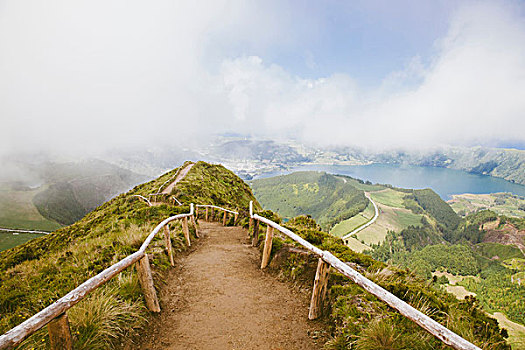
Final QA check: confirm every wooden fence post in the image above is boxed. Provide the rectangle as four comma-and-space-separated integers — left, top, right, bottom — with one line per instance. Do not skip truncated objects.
234, 212, 239, 225
249, 217, 254, 238
222, 211, 227, 226
48, 313, 72, 350
191, 215, 199, 238
163, 225, 174, 267
261, 225, 274, 269
195, 207, 199, 219
308, 258, 331, 320
251, 220, 259, 247
205, 207, 209, 221
136, 254, 160, 312
182, 217, 191, 246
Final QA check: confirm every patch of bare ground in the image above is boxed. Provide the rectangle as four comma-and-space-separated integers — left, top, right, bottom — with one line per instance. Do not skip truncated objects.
483, 223, 525, 254
135, 222, 327, 350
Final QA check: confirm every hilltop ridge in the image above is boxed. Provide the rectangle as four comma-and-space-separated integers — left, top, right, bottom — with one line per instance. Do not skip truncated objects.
0, 161, 512, 349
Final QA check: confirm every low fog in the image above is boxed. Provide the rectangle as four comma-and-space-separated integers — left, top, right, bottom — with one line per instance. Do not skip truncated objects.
1, 0, 525, 165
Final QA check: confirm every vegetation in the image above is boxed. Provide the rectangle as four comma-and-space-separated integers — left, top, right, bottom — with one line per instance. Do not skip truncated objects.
0, 232, 45, 252
0, 161, 259, 349
331, 202, 375, 237
263, 215, 510, 349
2, 160, 521, 349
0, 184, 62, 231
251, 171, 368, 230
411, 189, 461, 231
32, 159, 146, 225
449, 193, 525, 218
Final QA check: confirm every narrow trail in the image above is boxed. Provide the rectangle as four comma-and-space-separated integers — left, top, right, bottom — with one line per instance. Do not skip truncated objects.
161, 163, 195, 195
138, 222, 325, 350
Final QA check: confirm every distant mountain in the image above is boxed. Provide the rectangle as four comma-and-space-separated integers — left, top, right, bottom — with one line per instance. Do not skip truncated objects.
215, 140, 310, 163
362, 147, 525, 186
0, 159, 147, 230
205, 138, 525, 187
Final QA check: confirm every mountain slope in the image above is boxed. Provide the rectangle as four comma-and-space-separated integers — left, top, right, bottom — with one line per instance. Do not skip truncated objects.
0, 161, 260, 349
250, 171, 368, 230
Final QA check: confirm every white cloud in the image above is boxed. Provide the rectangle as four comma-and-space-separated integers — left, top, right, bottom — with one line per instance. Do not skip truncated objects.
1, 0, 524, 161
218, 1, 525, 149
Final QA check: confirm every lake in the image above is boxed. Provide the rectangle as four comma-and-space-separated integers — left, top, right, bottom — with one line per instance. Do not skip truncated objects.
256, 163, 525, 200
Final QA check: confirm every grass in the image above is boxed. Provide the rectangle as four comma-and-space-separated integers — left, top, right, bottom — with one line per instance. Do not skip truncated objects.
0, 186, 62, 231
336, 175, 385, 192
445, 285, 476, 299
0, 161, 259, 348
354, 205, 423, 246
330, 202, 375, 237
369, 189, 406, 208
345, 237, 370, 253
474, 243, 524, 261
492, 313, 525, 350
0, 232, 45, 252
250, 171, 368, 230
449, 193, 525, 218
271, 215, 510, 349
332, 187, 423, 246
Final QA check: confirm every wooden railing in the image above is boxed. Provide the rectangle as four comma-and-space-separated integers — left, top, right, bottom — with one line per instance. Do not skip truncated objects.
0, 197, 482, 350
195, 204, 239, 226
248, 201, 481, 350
0, 204, 199, 349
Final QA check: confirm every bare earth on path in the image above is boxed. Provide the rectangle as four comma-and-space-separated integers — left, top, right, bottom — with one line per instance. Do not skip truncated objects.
161, 163, 195, 195
137, 222, 326, 350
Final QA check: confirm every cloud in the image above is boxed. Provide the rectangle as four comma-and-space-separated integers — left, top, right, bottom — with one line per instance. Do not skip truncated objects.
0, 0, 285, 157
218, 1, 525, 150
1, 0, 524, 162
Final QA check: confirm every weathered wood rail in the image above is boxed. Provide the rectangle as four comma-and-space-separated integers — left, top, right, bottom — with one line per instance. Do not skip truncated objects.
248, 201, 482, 350
130, 194, 153, 207
0, 203, 203, 349
195, 204, 239, 226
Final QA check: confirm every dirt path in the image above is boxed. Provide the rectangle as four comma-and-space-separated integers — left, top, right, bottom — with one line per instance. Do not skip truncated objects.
138, 222, 325, 350
161, 163, 195, 195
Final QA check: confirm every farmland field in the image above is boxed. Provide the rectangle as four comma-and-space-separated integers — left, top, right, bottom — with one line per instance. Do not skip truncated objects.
0, 185, 61, 231
330, 201, 375, 237
0, 232, 44, 252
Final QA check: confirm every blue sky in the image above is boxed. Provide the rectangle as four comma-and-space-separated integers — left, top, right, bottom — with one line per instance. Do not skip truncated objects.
206, 1, 457, 86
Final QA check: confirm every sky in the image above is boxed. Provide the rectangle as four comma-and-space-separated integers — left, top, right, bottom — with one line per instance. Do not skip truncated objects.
1, 0, 525, 158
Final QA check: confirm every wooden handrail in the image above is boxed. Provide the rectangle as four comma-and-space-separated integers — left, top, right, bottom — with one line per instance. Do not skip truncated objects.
0, 204, 196, 349
156, 166, 183, 194
196, 204, 238, 215
249, 201, 481, 350
130, 194, 153, 207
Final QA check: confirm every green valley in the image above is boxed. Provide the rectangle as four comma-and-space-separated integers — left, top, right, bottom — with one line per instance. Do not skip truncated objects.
0, 159, 146, 251
251, 170, 525, 349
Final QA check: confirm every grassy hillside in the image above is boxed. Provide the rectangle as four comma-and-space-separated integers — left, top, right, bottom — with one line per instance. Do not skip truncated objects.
33, 159, 147, 225
251, 171, 368, 230
0, 184, 61, 231
0, 159, 146, 253
1, 161, 516, 349
251, 172, 458, 253
262, 215, 510, 349
0, 161, 259, 349
449, 192, 525, 218
0, 232, 45, 252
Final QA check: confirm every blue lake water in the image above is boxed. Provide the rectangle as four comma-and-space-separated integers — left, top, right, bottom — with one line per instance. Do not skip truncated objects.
255, 164, 525, 200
